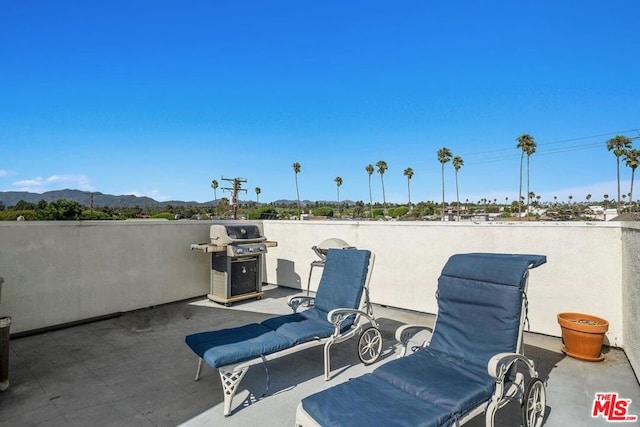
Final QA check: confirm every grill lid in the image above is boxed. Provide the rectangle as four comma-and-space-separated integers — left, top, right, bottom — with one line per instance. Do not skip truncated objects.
312, 238, 355, 260
210, 224, 266, 245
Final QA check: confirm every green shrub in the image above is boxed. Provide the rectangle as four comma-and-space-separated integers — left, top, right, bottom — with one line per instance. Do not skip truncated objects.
150, 212, 175, 220
0, 210, 37, 221
247, 206, 279, 220
311, 206, 334, 217
389, 206, 409, 218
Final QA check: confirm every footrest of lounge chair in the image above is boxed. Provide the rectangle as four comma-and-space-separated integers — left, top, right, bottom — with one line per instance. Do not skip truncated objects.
185, 323, 294, 368
300, 373, 451, 427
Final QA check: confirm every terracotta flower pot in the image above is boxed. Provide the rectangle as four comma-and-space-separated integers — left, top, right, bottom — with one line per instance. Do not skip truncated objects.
557, 312, 608, 362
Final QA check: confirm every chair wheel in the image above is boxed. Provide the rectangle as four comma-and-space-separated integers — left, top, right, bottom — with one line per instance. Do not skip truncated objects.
521, 377, 546, 427
357, 326, 383, 365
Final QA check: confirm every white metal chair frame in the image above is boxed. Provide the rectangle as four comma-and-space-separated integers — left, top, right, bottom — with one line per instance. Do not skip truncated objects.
392, 266, 545, 427
195, 253, 382, 416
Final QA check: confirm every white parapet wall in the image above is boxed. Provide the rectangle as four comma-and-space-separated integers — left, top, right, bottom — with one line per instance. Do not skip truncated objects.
0, 220, 213, 334
0, 219, 638, 379
262, 220, 626, 348
621, 224, 640, 381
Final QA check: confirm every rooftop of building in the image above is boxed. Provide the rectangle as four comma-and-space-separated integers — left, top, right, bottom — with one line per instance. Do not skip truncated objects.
1, 285, 638, 427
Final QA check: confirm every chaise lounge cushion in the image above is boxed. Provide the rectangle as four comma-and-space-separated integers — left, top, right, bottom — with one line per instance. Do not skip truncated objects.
371, 347, 495, 415
185, 323, 294, 368
260, 311, 335, 344
313, 249, 370, 318
184, 249, 373, 371
301, 373, 452, 427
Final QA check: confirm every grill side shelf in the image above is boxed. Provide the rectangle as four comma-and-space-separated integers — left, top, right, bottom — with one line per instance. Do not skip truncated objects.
190, 243, 225, 253
189, 241, 277, 253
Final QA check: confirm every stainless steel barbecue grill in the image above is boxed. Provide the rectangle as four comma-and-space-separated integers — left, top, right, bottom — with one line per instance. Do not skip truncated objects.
191, 224, 277, 305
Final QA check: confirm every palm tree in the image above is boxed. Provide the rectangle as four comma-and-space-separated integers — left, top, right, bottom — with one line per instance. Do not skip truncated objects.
516, 134, 536, 217
437, 147, 453, 220
403, 167, 414, 210
376, 161, 388, 210
334, 176, 343, 216
292, 162, 301, 218
211, 179, 219, 201
452, 156, 464, 220
623, 148, 640, 209
606, 135, 633, 213
366, 164, 374, 219
255, 187, 261, 203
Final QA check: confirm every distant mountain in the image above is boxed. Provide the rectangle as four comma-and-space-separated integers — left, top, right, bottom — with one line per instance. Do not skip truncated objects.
0, 189, 211, 209
0, 190, 359, 209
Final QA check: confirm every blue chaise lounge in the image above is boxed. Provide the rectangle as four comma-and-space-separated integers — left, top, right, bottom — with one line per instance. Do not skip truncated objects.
296, 252, 547, 427
185, 248, 382, 416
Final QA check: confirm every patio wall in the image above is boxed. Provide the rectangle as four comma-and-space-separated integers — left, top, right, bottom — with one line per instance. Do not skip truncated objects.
622, 224, 640, 380
262, 221, 625, 347
0, 220, 213, 333
0, 219, 637, 376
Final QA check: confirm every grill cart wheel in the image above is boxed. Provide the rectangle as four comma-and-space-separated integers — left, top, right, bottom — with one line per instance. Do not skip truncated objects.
521, 377, 546, 427
357, 326, 383, 365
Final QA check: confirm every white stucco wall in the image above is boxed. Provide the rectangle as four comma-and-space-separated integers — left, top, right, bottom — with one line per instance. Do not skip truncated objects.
622, 224, 640, 379
0, 219, 633, 373
262, 220, 625, 347
0, 220, 212, 333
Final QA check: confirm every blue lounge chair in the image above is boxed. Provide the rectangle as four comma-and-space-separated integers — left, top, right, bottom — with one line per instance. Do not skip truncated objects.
185, 248, 381, 416
296, 252, 547, 427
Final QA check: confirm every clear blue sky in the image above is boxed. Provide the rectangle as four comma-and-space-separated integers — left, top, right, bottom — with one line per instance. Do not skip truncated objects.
1, 1, 638, 205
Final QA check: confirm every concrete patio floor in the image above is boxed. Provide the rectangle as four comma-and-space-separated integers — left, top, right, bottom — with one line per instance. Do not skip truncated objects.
1, 285, 638, 426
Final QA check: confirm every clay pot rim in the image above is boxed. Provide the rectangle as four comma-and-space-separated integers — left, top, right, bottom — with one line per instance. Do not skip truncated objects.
558, 312, 609, 333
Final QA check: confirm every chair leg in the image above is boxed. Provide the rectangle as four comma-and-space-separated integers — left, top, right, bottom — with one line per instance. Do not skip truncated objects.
195, 358, 203, 381
484, 401, 497, 427
323, 340, 334, 381
219, 366, 249, 416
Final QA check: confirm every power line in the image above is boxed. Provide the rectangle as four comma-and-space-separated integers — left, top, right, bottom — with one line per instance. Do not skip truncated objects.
462, 128, 639, 165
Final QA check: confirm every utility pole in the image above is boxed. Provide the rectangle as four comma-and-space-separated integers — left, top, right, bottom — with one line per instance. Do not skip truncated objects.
221, 177, 247, 219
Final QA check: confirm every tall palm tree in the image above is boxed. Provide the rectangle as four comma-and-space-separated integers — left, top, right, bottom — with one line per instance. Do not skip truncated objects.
211, 179, 219, 201
606, 135, 633, 213
255, 187, 261, 203
334, 176, 343, 216
452, 156, 464, 220
623, 148, 640, 209
366, 164, 374, 219
292, 162, 301, 218
376, 160, 388, 210
403, 167, 414, 210
437, 147, 452, 220
516, 134, 536, 217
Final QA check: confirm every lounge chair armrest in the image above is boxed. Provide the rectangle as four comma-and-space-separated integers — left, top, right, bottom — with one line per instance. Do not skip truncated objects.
287, 295, 315, 313
327, 308, 375, 329
487, 352, 537, 380
394, 324, 434, 357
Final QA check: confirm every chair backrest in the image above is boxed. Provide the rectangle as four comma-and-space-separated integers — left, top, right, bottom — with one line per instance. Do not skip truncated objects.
313, 248, 371, 315
428, 253, 546, 376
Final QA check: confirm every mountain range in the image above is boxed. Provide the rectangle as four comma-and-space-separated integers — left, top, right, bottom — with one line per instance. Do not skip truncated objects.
0, 189, 356, 208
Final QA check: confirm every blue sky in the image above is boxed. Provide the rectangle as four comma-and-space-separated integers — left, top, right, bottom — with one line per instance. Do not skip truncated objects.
1, 1, 639, 205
